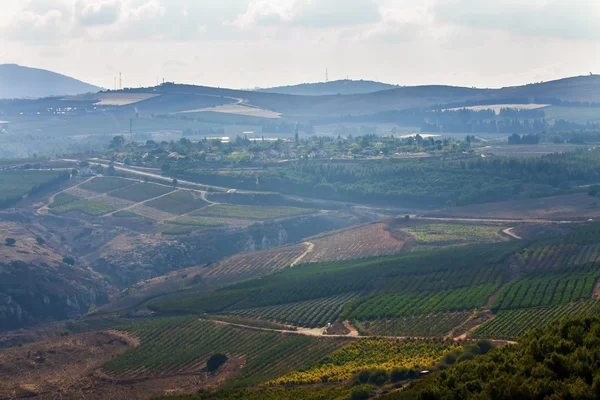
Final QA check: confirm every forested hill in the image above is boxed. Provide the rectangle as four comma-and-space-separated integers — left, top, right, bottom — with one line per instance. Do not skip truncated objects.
0, 64, 102, 99
384, 315, 600, 399
256, 79, 399, 96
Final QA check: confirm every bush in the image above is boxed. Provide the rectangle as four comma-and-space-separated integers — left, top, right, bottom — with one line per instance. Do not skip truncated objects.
456, 351, 476, 363
5, 238, 16, 246
349, 388, 371, 400
206, 353, 228, 372
356, 370, 371, 384
35, 236, 45, 246
368, 369, 389, 386
62, 257, 75, 266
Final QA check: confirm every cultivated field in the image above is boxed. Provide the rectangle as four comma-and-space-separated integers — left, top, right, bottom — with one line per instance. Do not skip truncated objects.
402, 222, 508, 249
49, 199, 115, 216
48, 192, 79, 208
110, 183, 174, 202
230, 293, 360, 328
359, 313, 473, 337
79, 177, 134, 193
101, 317, 346, 386
146, 190, 208, 214
301, 223, 405, 263
472, 300, 600, 339
65, 93, 159, 106
266, 339, 459, 385
0, 170, 69, 205
477, 143, 588, 158
193, 204, 318, 220
128, 204, 177, 221
177, 104, 281, 119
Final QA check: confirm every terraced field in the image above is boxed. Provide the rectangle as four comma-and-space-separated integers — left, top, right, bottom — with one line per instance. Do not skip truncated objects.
266, 339, 460, 385
79, 177, 134, 193
146, 190, 208, 214
472, 301, 600, 339
193, 204, 318, 220
110, 182, 174, 202
302, 223, 405, 263
102, 317, 348, 386
230, 293, 360, 328
359, 312, 473, 337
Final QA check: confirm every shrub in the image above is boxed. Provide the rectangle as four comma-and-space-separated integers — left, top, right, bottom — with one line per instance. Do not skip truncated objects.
368, 369, 389, 386
5, 238, 16, 246
349, 388, 371, 400
35, 236, 45, 245
356, 370, 371, 384
62, 257, 75, 266
207, 353, 228, 372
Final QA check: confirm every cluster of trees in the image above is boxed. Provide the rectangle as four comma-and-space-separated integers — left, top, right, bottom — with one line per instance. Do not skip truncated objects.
508, 133, 540, 145
387, 316, 600, 400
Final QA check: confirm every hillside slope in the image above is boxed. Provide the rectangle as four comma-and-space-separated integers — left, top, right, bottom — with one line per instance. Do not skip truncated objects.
0, 64, 101, 99
256, 79, 399, 96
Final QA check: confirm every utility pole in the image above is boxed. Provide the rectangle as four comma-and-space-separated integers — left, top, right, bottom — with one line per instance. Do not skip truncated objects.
119, 72, 122, 90
326, 68, 329, 83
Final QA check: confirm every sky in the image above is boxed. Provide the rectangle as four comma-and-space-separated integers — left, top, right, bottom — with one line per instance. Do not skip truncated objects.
1, 0, 599, 90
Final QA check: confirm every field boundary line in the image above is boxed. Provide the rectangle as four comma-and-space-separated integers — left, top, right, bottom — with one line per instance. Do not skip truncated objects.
290, 242, 314, 267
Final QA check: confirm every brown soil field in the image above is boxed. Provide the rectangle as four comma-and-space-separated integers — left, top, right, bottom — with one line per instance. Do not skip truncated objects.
301, 223, 405, 263
425, 193, 600, 221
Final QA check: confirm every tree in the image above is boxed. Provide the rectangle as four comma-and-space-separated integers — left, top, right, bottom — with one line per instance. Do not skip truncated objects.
62, 257, 75, 266
109, 135, 126, 150
206, 353, 227, 372
588, 185, 600, 197
35, 236, 45, 246
5, 238, 16, 246
172, 178, 178, 187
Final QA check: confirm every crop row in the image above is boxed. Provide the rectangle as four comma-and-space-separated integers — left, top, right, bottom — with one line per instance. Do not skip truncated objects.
79, 177, 134, 193
472, 300, 600, 339
515, 244, 600, 271
492, 262, 600, 310
202, 245, 306, 284
102, 317, 347, 386
266, 339, 460, 385
359, 312, 472, 337
344, 284, 497, 320
402, 223, 508, 248
109, 182, 174, 202
0, 170, 70, 207
146, 190, 208, 214
229, 293, 359, 328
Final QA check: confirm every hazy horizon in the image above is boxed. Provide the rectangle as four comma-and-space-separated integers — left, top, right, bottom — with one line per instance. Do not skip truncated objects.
1, 0, 599, 90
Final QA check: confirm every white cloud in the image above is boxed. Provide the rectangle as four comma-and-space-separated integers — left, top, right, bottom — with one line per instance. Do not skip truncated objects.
77, 0, 121, 26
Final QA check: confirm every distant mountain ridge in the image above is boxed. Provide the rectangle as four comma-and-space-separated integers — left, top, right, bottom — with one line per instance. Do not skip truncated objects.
256, 79, 399, 96
0, 64, 102, 99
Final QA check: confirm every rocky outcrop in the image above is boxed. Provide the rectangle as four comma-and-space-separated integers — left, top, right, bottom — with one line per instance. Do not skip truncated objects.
0, 261, 109, 331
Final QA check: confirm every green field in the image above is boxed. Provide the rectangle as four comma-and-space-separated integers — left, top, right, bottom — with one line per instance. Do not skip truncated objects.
49, 199, 115, 216
79, 177, 134, 193
48, 192, 80, 208
359, 313, 473, 337
166, 219, 226, 227
230, 293, 360, 328
403, 223, 508, 248
0, 170, 70, 207
157, 386, 374, 400
112, 210, 143, 218
101, 317, 347, 386
109, 182, 173, 202
193, 204, 318, 220
146, 190, 208, 214
472, 301, 600, 340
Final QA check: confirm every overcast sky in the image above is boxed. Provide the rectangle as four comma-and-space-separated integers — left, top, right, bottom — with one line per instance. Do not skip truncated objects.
1, 0, 599, 90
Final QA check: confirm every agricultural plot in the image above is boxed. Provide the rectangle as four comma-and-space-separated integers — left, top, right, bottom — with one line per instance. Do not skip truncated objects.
266, 339, 460, 385
162, 226, 192, 236
193, 204, 318, 220
109, 183, 174, 202
302, 223, 405, 263
113, 210, 142, 218
146, 190, 208, 214
344, 284, 497, 320
491, 262, 600, 310
472, 301, 600, 340
102, 317, 347, 386
359, 312, 473, 337
514, 243, 600, 271
128, 204, 177, 221
49, 199, 114, 216
156, 386, 372, 400
62, 186, 100, 199
402, 223, 508, 249
201, 244, 308, 284
0, 170, 69, 206
229, 293, 360, 328
95, 195, 135, 210
48, 192, 79, 208
79, 177, 134, 193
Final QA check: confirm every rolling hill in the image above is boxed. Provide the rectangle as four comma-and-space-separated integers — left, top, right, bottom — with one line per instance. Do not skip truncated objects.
256, 79, 399, 96
0, 64, 102, 99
